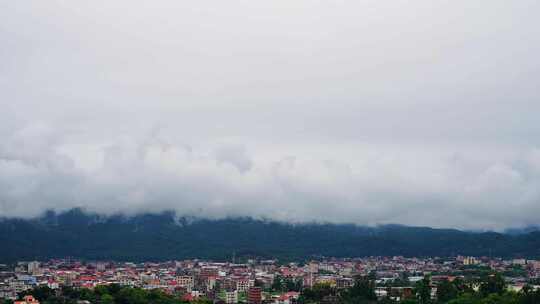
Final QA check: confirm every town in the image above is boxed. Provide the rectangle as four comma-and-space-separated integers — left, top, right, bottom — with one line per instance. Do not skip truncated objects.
1, 256, 539, 304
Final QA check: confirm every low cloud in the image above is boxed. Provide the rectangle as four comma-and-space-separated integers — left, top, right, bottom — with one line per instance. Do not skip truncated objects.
1, 123, 539, 231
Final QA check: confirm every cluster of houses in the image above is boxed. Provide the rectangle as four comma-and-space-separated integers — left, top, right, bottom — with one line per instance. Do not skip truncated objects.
1, 256, 539, 303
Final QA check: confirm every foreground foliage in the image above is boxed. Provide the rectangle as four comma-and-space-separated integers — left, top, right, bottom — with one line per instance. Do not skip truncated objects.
299, 273, 540, 304
10, 285, 210, 304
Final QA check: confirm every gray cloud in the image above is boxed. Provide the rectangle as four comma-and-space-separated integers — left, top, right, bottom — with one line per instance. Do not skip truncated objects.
1, 1, 540, 230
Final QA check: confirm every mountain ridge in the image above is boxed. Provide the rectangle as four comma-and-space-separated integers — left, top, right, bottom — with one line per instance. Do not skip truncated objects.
1, 209, 539, 262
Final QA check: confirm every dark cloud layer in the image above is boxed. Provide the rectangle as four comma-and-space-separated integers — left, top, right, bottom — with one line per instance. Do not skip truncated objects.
1, 1, 540, 230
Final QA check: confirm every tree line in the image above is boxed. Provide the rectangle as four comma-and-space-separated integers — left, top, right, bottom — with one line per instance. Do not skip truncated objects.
2, 285, 211, 304
298, 273, 540, 304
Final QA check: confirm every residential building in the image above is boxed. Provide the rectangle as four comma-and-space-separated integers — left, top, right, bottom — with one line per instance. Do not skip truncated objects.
247, 287, 262, 304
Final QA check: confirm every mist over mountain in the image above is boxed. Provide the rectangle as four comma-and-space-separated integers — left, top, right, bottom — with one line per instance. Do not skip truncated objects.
504, 226, 540, 235
1, 209, 539, 263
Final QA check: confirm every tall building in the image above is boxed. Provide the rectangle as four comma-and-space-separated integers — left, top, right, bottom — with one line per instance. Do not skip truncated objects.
176, 275, 194, 291
27, 262, 40, 274
463, 257, 479, 266
225, 290, 238, 304
247, 287, 262, 304
336, 278, 353, 289
235, 278, 253, 292
96, 262, 106, 272
199, 267, 219, 279
308, 262, 319, 273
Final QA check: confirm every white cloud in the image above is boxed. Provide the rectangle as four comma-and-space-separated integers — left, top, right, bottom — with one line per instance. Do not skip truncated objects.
1, 1, 539, 230
0, 123, 539, 230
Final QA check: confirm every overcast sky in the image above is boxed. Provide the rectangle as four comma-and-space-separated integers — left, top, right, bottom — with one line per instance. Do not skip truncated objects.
1, 1, 540, 230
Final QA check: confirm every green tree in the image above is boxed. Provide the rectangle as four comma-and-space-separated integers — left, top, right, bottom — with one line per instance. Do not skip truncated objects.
100, 293, 114, 304
416, 276, 432, 304
283, 277, 302, 292
19, 284, 189, 304
451, 277, 474, 295
479, 274, 506, 296
18, 286, 56, 302
272, 275, 284, 291
446, 293, 481, 304
520, 285, 540, 304
436, 279, 458, 303
298, 283, 335, 304
340, 276, 377, 304
479, 293, 518, 304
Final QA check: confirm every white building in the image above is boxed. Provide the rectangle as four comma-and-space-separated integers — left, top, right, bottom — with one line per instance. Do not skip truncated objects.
235, 279, 253, 292
27, 262, 40, 274
225, 290, 238, 304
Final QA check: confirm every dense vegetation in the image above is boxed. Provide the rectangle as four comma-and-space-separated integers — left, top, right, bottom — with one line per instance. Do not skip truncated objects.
299, 274, 540, 304
1, 209, 540, 262
2, 285, 210, 304
271, 275, 303, 292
